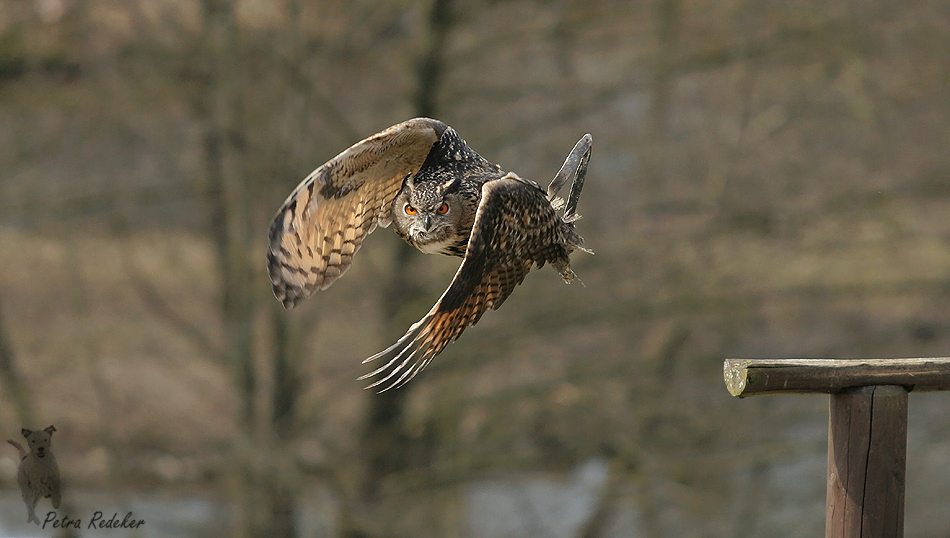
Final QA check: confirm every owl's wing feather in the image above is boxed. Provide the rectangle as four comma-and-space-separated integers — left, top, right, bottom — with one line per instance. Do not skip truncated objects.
267, 118, 448, 308
547, 133, 592, 209
360, 173, 577, 391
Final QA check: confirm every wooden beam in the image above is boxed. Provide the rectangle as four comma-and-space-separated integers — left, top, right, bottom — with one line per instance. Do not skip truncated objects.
723, 358, 950, 397
826, 385, 907, 538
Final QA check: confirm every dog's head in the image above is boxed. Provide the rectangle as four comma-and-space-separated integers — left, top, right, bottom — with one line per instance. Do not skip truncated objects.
21, 426, 55, 459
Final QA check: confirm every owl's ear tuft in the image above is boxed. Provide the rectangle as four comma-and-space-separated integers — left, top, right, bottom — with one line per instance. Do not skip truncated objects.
441, 177, 461, 194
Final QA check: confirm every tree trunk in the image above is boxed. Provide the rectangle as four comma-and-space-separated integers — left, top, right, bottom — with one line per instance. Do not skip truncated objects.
197, 1, 294, 536
347, 0, 457, 534
0, 294, 33, 427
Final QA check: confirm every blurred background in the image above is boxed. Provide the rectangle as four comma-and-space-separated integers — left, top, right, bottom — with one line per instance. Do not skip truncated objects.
2, 0, 950, 536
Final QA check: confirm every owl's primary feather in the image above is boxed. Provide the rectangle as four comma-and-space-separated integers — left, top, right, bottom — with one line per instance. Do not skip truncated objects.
267, 118, 592, 391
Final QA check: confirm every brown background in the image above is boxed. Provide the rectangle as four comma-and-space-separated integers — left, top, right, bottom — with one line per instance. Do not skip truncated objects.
1, 0, 949, 536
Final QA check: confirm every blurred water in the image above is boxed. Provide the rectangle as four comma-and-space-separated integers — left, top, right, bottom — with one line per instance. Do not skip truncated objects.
465, 458, 642, 538
0, 460, 638, 538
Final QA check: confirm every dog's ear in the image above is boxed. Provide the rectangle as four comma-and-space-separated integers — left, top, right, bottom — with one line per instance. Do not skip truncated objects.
44, 425, 56, 435
21, 428, 32, 438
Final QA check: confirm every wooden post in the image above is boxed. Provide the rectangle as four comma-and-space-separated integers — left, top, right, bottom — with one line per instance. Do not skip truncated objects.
723, 358, 950, 538
826, 386, 906, 538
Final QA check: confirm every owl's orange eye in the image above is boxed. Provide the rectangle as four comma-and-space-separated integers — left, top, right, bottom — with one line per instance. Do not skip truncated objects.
437, 202, 449, 214
405, 204, 417, 215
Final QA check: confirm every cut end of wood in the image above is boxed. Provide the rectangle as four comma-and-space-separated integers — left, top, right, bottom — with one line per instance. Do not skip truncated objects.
723, 359, 750, 397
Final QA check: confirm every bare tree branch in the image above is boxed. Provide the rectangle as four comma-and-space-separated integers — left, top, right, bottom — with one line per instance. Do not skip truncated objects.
120, 241, 226, 365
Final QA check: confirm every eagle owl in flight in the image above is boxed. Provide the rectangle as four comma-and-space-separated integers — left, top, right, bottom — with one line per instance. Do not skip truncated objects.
267, 118, 592, 391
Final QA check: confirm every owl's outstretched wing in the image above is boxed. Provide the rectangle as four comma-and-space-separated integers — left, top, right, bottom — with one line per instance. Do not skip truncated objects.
360, 173, 584, 391
268, 118, 448, 308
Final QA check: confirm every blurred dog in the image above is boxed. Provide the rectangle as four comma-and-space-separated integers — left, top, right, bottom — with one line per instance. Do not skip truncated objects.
7, 425, 61, 525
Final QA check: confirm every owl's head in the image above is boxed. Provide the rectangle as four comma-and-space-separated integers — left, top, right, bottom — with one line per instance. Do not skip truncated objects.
392, 175, 462, 253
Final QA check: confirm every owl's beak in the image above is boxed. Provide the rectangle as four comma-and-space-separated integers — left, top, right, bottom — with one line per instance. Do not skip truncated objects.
422, 214, 433, 232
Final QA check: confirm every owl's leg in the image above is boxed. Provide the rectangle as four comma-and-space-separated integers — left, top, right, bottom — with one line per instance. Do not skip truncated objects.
547, 134, 592, 220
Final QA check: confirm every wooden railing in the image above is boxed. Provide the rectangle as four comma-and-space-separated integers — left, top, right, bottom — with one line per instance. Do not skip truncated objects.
724, 358, 950, 538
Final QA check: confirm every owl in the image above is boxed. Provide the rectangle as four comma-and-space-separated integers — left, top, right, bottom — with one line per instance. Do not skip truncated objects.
267, 118, 592, 391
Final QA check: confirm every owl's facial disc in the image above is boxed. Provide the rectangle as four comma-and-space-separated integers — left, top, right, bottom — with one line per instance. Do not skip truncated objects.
410, 219, 454, 254
407, 201, 451, 246
398, 179, 456, 252
410, 210, 447, 235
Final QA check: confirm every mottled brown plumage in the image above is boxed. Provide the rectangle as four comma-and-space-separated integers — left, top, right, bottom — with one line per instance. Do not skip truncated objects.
267, 118, 592, 390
